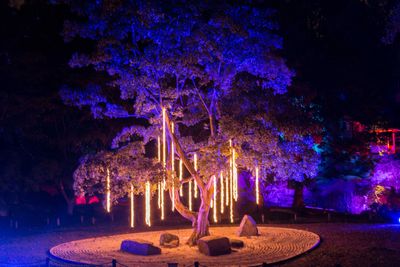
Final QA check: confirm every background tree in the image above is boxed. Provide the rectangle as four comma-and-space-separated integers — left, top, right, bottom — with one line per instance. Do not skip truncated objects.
58, 0, 320, 244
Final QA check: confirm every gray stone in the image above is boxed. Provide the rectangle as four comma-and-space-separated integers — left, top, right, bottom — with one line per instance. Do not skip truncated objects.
162, 239, 179, 248
160, 232, 179, 248
229, 239, 244, 248
120, 239, 161, 255
236, 214, 259, 237
198, 236, 231, 256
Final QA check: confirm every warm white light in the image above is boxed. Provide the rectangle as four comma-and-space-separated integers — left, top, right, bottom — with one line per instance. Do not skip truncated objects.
229, 160, 233, 223
157, 136, 161, 163
194, 153, 198, 198
220, 171, 224, 213
189, 180, 192, 211
225, 170, 229, 206
106, 168, 111, 213
179, 159, 183, 197
130, 184, 134, 228
256, 166, 259, 205
161, 108, 166, 220
158, 182, 161, 209
232, 148, 238, 201
213, 175, 217, 223
145, 181, 151, 226
171, 122, 175, 212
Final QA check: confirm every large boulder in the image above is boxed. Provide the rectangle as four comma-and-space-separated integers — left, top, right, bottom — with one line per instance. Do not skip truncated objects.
160, 232, 179, 248
120, 239, 161, 256
198, 236, 231, 256
236, 215, 259, 237
229, 239, 244, 248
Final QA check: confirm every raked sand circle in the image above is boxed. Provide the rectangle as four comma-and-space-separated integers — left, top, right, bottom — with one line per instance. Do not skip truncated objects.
49, 226, 320, 266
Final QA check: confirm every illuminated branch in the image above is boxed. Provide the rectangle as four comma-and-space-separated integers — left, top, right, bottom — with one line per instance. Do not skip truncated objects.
164, 110, 205, 192
168, 187, 198, 226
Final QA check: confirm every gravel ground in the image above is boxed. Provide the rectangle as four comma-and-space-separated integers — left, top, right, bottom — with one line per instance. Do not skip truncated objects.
1, 223, 400, 266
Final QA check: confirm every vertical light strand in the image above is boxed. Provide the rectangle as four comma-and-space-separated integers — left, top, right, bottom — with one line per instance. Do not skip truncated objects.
220, 171, 224, 213
229, 140, 234, 223
158, 182, 161, 209
189, 179, 192, 211
256, 166, 259, 205
225, 171, 229, 207
106, 168, 111, 213
230, 166, 234, 223
157, 136, 161, 162
194, 153, 198, 198
232, 147, 238, 201
161, 108, 166, 220
157, 135, 161, 209
145, 181, 151, 226
130, 183, 134, 228
171, 122, 175, 212
213, 175, 217, 223
179, 159, 183, 196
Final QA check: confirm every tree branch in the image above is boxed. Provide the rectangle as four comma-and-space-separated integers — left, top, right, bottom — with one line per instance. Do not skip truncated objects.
169, 187, 197, 225
164, 109, 206, 192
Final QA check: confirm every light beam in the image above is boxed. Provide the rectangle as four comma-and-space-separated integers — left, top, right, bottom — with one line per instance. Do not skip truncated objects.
130, 183, 134, 228
256, 166, 259, 205
106, 168, 111, 213
194, 153, 198, 198
220, 171, 224, 213
213, 175, 217, 223
145, 181, 151, 226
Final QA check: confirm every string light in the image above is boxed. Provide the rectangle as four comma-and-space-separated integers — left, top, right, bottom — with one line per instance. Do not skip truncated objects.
194, 153, 198, 198
225, 170, 229, 207
179, 159, 183, 197
171, 122, 175, 212
233, 147, 238, 201
220, 171, 224, 213
161, 108, 166, 220
158, 136, 161, 162
189, 179, 192, 211
213, 175, 217, 223
230, 167, 234, 223
158, 135, 161, 209
106, 168, 111, 213
158, 182, 161, 209
130, 183, 134, 228
256, 166, 259, 205
229, 156, 233, 223
145, 181, 151, 226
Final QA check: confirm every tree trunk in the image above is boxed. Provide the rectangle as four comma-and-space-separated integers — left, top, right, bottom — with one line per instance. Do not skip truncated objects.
187, 195, 211, 246
60, 181, 75, 216
67, 200, 75, 216
292, 182, 305, 209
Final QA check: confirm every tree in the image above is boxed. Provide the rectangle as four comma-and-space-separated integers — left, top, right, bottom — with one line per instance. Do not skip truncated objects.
57, 0, 319, 245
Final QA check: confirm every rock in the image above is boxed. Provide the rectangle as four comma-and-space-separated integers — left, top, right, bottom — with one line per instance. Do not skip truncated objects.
236, 214, 259, 237
198, 236, 231, 256
160, 232, 179, 248
162, 239, 179, 248
120, 239, 161, 255
229, 239, 244, 248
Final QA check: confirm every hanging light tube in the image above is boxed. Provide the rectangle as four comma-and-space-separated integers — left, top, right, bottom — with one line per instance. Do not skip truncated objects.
256, 166, 259, 205
171, 122, 175, 212
213, 175, 217, 223
106, 168, 111, 213
145, 181, 151, 226
194, 153, 198, 198
130, 183, 134, 228
220, 171, 224, 213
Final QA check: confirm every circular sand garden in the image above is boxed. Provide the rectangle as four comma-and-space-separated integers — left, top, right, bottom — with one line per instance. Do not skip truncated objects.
49, 226, 320, 266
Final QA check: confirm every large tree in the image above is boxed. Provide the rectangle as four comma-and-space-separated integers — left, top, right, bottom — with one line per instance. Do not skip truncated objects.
58, 0, 319, 244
